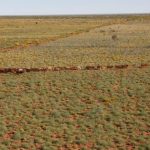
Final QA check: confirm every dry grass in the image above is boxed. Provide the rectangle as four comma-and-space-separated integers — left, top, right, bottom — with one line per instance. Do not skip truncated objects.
0, 16, 125, 50
0, 15, 150, 150
0, 17, 150, 68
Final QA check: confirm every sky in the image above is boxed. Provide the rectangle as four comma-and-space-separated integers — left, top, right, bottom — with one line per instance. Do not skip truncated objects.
0, 0, 150, 16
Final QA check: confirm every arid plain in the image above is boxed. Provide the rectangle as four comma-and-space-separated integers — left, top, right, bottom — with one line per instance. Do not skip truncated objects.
0, 15, 150, 149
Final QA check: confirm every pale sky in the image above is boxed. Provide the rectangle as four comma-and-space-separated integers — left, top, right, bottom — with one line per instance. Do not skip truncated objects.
0, 0, 150, 15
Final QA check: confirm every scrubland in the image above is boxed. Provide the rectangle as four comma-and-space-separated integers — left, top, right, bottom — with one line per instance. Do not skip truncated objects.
0, 15, 150, 150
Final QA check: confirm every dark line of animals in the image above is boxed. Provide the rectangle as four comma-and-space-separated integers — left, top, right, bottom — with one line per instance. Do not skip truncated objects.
0, 64, 149, 74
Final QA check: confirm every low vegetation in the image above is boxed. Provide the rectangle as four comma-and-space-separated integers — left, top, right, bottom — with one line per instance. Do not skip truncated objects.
0, 68, 150, 149
0, 15, 150, 149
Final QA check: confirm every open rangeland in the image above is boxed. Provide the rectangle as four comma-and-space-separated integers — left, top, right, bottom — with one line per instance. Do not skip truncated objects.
0, 15, 150, 150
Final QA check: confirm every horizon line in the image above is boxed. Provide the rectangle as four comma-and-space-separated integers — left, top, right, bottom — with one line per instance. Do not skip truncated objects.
0, 12, 150, 17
